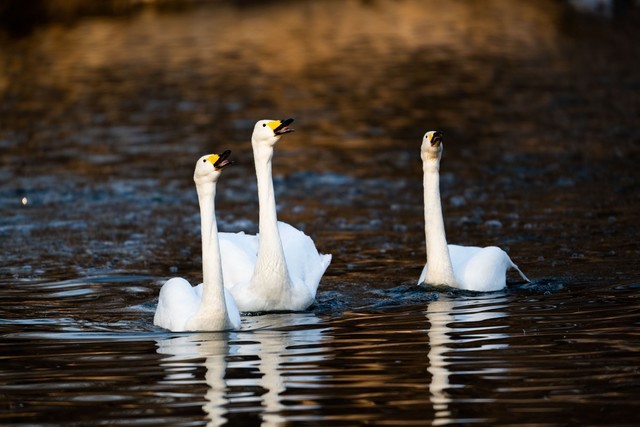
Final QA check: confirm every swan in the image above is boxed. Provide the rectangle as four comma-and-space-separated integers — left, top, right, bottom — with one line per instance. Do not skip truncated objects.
418, 131, 529, 292
219, 118, 332, 312
154, 150, 241, 332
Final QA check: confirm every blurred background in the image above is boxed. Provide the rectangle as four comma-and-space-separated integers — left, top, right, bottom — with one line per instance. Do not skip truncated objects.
1, 0, 638, 285
1, 1, 640, 426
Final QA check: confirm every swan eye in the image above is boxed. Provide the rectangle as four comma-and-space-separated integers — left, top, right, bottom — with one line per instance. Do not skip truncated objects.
262, 123, 266, 127
203, 159, 207, 163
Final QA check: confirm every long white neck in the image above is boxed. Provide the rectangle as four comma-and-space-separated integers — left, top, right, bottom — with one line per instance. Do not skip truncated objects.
423, 155, 457, 286
190, 180, 231, 329
251, 143, 292, 293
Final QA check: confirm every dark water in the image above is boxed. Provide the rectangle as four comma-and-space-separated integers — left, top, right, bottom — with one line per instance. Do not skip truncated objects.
1, 0, 640, 425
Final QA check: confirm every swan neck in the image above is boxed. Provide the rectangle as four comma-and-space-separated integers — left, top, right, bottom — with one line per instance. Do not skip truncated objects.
423, 158, 456, 285
195, 181, 229, 322
252, 144, 291, 288
254, 148, 279, 238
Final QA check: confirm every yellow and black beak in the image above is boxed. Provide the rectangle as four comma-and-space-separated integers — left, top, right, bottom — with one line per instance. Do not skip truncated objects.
431, 131, 443, 147
207, 150, 234, 170
268, 118, 295, 135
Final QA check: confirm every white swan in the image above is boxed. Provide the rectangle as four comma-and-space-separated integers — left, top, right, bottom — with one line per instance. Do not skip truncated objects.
418, 131, 529, 292
154, 150, 241, 331
219, 118, 332, 312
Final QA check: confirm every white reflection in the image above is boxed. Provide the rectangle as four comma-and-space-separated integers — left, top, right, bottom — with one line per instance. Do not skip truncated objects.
237, 313, 327, 427
426, 296, 508, 426
427, 300, 453, 425
156, 333, 230, 427
155, 313, 327, 427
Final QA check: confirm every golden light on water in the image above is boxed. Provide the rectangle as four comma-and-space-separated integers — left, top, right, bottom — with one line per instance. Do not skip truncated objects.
21, 196, 28, 206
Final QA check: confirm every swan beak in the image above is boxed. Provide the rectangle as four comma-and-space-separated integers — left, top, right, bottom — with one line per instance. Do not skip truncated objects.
268, 118, 295, 135
431, 131, 443, 147
208, 150, 234, 170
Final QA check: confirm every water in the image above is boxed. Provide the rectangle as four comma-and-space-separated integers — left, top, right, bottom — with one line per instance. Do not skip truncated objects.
1, 0, 640, 425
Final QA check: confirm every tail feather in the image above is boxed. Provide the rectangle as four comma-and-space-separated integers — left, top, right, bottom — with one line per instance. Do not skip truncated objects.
510, 261, 530, 282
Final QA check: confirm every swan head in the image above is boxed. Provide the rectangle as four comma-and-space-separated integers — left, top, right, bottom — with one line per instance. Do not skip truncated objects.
194, 150, 233, 184
251, 118, 295, 149
421, 130, 444, 162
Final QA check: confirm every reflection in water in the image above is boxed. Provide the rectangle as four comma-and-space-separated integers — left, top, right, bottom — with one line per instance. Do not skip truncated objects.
426, 296, 508, 426
426, 300, 453, 425
1, 0, 640, 425
236, 313, 327, 426
155, 313, 327, 426
156, 333, 231, 427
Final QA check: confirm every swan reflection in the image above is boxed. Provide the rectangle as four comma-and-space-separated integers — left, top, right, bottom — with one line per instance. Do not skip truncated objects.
155, 312, 326, 426
236, 312, 327, 426
156, 333, 231, 427
426, 296, 508, 426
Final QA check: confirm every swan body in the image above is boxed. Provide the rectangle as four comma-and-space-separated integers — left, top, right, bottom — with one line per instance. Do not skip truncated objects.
418, 131, 529, 292
220, 119, 331, 312
154, 151, 241, 332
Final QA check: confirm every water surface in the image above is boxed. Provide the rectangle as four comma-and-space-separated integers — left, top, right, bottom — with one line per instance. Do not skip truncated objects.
1, 0, 639, 425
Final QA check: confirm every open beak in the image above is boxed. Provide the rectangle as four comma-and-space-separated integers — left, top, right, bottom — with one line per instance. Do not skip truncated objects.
431, 131, 443, 147
212, 150, 234, 170
272, 118, 295, 135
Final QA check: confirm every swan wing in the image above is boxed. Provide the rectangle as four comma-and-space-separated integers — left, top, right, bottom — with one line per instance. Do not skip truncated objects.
278, 221, 331, 296
453, 246, 511, 292
447, 245, 483, 274
154, 277, 199, 332
417, 263, 428, 285
217, 223, 330, 312
224, 288, 242, 329
418, 245, 478, 286
219, 231, 259, 290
